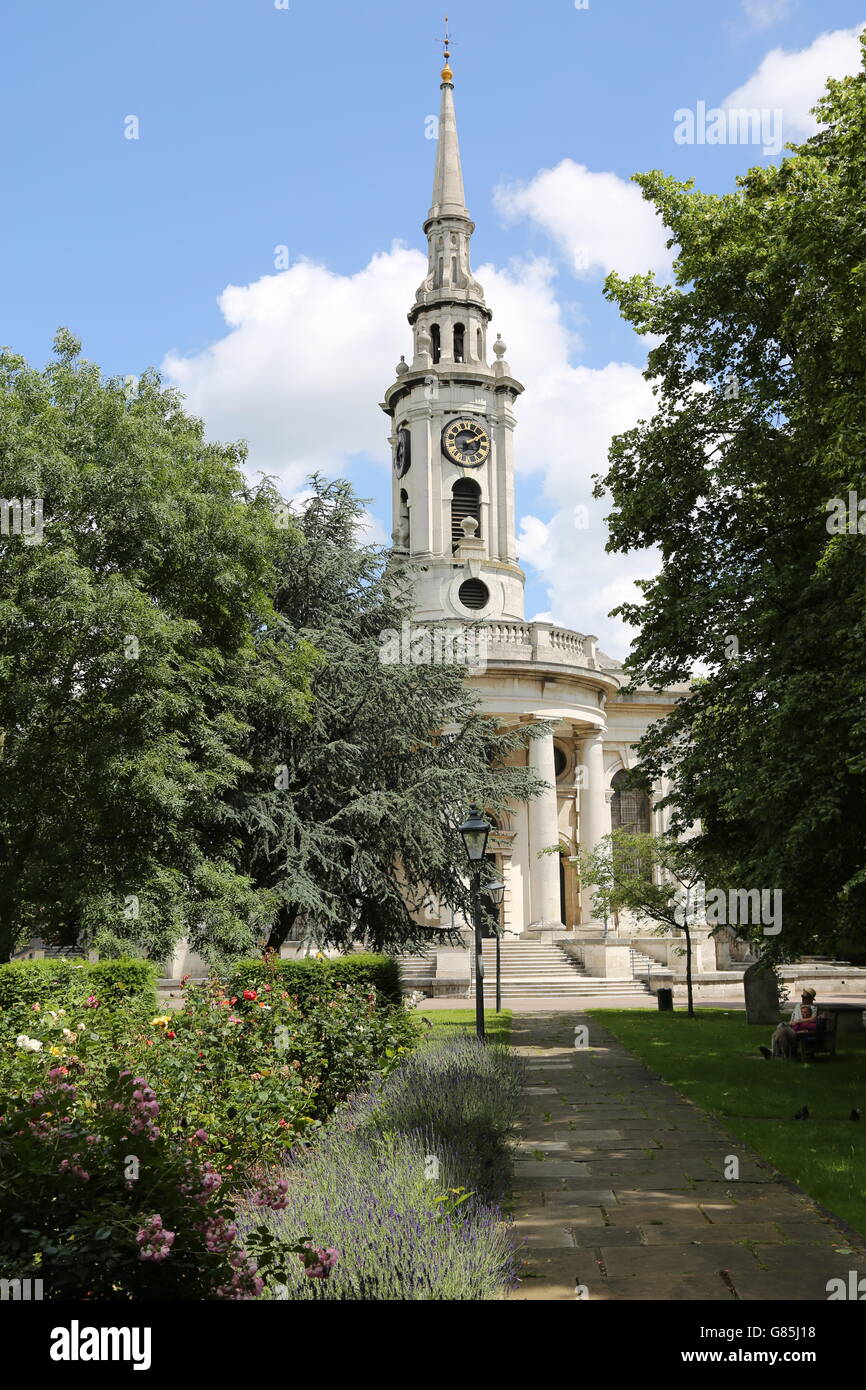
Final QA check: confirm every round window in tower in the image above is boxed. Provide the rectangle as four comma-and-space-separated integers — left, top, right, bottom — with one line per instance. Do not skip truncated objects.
553, 745, 568, 779
458, 578, 489, 611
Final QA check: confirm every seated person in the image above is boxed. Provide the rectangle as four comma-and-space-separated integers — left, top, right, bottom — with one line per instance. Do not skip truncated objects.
759, 988, 818, 1058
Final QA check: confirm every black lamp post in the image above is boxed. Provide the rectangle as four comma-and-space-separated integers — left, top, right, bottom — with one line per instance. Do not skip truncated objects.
484, 876, 506, 1013
459, 805, 490, 1041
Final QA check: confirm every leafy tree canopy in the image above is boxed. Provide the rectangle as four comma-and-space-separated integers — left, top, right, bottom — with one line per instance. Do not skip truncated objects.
235, 475, 545, 955
0, 332, 315, 964
597, 38, 866, 959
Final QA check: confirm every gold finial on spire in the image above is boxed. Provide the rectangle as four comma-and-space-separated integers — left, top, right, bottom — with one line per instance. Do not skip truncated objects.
440, 15, 453, 82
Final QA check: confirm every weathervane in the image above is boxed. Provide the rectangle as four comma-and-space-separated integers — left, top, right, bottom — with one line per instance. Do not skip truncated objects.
438, 14, 455, 79
441, 15, 452, 60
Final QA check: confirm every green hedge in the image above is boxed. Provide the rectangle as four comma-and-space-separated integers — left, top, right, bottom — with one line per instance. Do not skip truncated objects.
225, 953, 403, 1007
0, 958, 158, 1012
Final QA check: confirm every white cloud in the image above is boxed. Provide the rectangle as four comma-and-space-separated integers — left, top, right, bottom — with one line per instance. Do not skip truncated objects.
511, 359, 659, 652
357, 509, 389, 545
164, 236, 660, 657
493, 159, 672, 281
164, 245, 427, 493
741, 0, 795, 31
722, 24, 864, 142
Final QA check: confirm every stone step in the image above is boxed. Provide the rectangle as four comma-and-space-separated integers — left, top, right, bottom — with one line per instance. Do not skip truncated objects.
474, 982, 650, 997
470, 940, 654, 998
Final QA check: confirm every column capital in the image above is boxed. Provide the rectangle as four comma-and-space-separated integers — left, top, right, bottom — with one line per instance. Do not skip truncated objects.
580, 725, 607, 744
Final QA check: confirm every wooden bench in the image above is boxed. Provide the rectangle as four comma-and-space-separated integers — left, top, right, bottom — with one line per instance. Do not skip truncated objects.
795, 1010, 838, 1062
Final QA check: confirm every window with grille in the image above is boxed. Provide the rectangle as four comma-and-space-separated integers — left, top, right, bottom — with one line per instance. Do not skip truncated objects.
451, 478, 481, 550
610, 769, 651, 834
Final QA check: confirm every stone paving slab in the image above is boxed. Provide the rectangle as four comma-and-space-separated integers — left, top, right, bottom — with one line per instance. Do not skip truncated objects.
506, 1012, 866, 1301
513, 1160, 593, 1177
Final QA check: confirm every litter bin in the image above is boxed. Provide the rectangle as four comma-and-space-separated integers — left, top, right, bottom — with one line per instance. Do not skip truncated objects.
657, 988, 673, 1012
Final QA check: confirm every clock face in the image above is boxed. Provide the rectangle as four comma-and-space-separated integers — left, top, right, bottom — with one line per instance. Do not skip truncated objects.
441, 417, 491, 468
394, 427, 411, 478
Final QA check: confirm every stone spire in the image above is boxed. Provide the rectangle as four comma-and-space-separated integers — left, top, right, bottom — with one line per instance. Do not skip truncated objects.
380, 31, 526, 626
412, 38, 488, 346
428, 49, 468, 222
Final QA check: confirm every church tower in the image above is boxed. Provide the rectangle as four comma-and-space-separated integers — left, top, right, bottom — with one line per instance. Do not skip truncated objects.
381, 44, 526, 623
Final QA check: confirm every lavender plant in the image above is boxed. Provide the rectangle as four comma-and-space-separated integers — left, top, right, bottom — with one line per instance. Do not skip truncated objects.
245, 1120, 516, 1300
363, 1037, 524, 1199
243, 1038, 524, 1300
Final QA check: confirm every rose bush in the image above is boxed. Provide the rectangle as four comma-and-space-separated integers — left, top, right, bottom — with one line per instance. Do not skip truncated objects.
0, 963, 419, 1183
140, 973, 419, 1165
0, 1062, 272, 1299
0, 958, 420, 1295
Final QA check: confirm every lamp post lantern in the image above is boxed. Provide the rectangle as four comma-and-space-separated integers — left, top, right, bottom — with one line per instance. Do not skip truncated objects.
459, 805, 491, 1041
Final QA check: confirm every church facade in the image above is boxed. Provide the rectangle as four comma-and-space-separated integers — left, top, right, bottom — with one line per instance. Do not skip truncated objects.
380, 51, 681, 945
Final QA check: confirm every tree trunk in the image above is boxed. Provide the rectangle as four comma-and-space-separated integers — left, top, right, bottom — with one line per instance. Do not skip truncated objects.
684, 923, 695, 1018
0, 904, 15, 964
265, 903, 300, 954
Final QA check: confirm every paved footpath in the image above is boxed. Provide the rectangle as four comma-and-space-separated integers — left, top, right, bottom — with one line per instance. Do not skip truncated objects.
507, 1012, 866, 1301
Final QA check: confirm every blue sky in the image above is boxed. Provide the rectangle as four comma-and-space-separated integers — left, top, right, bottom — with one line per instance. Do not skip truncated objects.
2, 0, 864, 652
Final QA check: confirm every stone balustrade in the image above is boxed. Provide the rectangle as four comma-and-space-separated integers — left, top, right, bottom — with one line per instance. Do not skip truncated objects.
483, 620, 599, 669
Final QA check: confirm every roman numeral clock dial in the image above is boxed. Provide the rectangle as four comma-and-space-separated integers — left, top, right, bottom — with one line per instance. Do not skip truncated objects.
441, 418, 490, 468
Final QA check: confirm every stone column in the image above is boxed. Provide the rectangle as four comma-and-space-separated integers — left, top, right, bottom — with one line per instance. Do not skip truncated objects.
528, 722, 563, 929
579, 728, 610, 924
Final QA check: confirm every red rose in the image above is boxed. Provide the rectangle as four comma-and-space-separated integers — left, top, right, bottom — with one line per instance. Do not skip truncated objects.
243, 990, 257, 1001
167, 1031, 176, 1039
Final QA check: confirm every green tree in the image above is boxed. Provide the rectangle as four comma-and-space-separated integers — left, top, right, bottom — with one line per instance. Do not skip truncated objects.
0, 332, 315, 964
579, 830, 704, 1016
596, 38, 866, 961
235, 475, 543, 955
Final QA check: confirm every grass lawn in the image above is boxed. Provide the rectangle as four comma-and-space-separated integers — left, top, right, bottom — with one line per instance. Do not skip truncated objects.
416, 1008, 512, 1046
589, 1008, 866, 1239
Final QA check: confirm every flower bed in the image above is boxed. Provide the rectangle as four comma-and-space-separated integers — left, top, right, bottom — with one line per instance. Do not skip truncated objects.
0, 958, 419, 1298
242, 1038, 525, 1300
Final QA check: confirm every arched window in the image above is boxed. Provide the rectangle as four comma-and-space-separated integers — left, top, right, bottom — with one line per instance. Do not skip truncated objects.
477, 328, 483, 361
430, 324, 441, 364
451, 478, 481, 550
453, 323, 465, 363
610, 769, 651, 835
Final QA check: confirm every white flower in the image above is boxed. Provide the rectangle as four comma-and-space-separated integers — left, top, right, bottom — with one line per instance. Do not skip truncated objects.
16, 1034, 43, 1052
